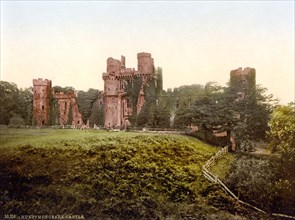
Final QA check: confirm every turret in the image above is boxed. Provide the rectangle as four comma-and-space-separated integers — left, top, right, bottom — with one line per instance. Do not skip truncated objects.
230, 67, 256, 100
137, 52, 154, 74
33, 78, 52, 127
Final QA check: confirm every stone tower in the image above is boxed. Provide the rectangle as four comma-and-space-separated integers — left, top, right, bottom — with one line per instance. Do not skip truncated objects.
137, 52, 154, 74
33, 78, 52, 127
230, 67, 256, 100
102, 52, 154, 128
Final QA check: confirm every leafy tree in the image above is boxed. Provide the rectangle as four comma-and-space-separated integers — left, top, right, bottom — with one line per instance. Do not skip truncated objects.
0, 81, 33, 125
18, 87, 33, 125
268, 102, 295, 202
77, 89, 100, 124
0, 81, 20, 125
155, 67, 163, 96
268, 103, 295, 162
89, 100, 104, 127
172, 84, 205, 128
189, 82, 276, 151
8, 115, 25, 128
225, 156, 276, 211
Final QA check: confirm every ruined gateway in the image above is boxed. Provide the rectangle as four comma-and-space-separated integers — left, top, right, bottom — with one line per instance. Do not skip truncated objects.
33, 52, 255, 129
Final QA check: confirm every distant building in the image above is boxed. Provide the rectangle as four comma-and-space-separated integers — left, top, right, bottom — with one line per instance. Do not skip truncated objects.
230, 67, 256, 101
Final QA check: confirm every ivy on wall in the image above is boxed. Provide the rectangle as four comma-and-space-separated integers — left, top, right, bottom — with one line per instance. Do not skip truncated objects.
48, 94, 60, 126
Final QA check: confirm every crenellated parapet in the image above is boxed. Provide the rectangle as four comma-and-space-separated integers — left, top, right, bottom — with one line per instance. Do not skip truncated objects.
102, 52, 155, 128
33, 78, 52, 127
230, 67, 256, 100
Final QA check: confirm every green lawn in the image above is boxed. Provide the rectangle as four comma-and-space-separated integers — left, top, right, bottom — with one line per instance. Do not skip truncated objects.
0, 128, 260, 219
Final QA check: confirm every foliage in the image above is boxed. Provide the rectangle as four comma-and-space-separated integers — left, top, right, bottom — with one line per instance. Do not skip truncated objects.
8, 115, 25, 128
208, 153, 236, 180
126, 77, 143, 125
268, 103, 295, 165
53, 86, 75, 94
0, 128, 257, 219
137, 76, 157, 127
189, 82, 277, 151
225, 153, 295, 215
0, 81, 33, 125
77, 89, 102, 124
89, 101, 104, 126
48, 94, 60, 126
225, 155, 276, 211
172, 84, 205, 128
267, 103, 295, 214
155, 67, 163, 96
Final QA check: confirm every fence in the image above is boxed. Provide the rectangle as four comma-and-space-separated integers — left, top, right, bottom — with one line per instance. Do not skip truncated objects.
202, 146, 295, 219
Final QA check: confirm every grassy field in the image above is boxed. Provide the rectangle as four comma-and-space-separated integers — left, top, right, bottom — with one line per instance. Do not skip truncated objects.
0, 128, 266, 219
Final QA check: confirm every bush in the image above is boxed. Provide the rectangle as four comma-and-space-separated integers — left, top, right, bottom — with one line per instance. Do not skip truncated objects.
8, 116, 25, 128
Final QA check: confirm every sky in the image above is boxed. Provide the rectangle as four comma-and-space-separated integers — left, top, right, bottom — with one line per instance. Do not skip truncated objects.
1, 1, 294, 104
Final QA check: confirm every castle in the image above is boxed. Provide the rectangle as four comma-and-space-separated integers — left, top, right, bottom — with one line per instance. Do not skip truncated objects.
33, 52, 255, 130
102, 52, 155, 128
33, 78, 83, 127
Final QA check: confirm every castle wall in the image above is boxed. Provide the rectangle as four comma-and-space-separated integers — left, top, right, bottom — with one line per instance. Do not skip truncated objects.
102, 52, 154, 128
54, 92, 83, 127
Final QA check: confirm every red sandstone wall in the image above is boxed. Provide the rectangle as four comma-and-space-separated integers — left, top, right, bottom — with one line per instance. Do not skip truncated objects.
102, 52, 154, 128
33, 78, 52, 127
54, 92, 83, 127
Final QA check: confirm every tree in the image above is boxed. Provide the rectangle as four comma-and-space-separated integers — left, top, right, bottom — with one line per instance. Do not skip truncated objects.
155, 67, 163, 96
77, 89, 100, 124
268, 104, 295, 168
0, 81, 33, 125
18, 87, 33, 125
8, 115, 25, 128
89, 100, 103, 127
225, 156, 275, 211
267, 103, 295, 215
0, 81, 20, 125
190, 82, 276, 151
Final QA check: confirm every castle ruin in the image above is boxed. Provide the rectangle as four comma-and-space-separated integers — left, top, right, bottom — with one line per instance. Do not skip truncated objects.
54, 91, 83, 127
33, 79, 52, 127
230, 67, 256, 101
33, 78, 83, 127
102, 52, 155, 128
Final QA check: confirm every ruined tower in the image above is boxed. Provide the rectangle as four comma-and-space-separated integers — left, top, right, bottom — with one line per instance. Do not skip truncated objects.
230, 67, 256, 101
102, 52, 154, 128
33, 78, 52, 127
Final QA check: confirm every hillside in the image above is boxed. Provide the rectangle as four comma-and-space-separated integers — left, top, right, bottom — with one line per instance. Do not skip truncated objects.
0, 129, 268, 219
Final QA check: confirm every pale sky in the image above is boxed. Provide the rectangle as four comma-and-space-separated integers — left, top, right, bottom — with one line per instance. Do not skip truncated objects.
1, 1, 294, 104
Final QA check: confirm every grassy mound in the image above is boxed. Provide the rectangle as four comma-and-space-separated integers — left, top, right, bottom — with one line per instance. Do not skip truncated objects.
0, 129, 260, 219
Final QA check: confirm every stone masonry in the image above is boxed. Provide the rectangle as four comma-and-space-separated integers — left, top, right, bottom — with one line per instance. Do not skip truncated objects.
54, 91, 83, 128
230, 67, 256, 101
33, 78, 52, 127
102, 52, 154, 128
33, 78, 83, 127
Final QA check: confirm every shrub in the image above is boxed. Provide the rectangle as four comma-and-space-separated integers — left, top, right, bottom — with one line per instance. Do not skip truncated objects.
8, 116, 25, 128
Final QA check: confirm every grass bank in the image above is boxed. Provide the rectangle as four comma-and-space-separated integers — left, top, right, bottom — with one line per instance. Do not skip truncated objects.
0, 128, 265, 219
